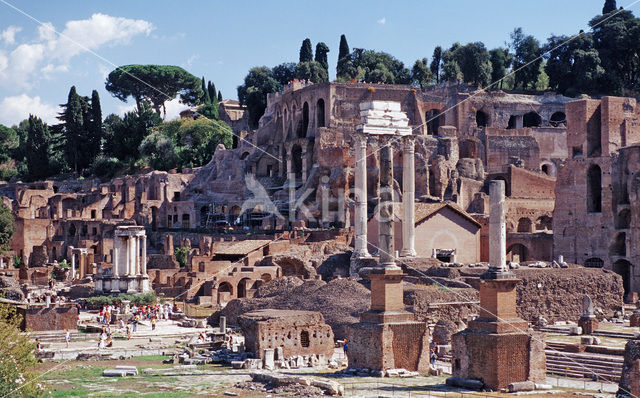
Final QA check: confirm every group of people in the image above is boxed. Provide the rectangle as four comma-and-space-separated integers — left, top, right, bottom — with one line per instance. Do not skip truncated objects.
98, 325, 113, 348
25, 292, 70, 305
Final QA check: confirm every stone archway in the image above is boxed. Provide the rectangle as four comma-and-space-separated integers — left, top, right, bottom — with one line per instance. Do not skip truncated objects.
507, 243, 528, 263
613, 259, 632, 298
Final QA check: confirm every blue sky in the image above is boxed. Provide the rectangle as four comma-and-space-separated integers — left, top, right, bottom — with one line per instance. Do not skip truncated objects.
0, 0, 632, 126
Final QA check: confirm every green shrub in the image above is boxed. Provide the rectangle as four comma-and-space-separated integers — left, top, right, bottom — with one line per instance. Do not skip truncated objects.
84, 292, 156, 310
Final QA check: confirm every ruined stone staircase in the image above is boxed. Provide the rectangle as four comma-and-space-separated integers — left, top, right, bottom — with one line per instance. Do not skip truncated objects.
544, 349, 623, 382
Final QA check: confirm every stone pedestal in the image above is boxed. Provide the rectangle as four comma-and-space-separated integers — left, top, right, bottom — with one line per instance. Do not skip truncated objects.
451, 272, 546, 390
578, 315, 599, 334
631, 360, 640, 398
630, 310, 640, 327
619, 339, 640, 396
347, 268, 429, 372
109, 276, 121, 294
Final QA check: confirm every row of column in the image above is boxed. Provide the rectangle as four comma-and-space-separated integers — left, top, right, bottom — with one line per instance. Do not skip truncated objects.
352, 134, 416, 265
113, 235, 147, 278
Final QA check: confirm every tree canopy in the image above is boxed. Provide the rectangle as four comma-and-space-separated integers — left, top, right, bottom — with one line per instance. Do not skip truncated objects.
411, 58, 433, 88
141, 117, 233, 170
105, 64, 203, 118
510, 28, 543, 90
237, 66, 281, 128
103, 101, 162, 161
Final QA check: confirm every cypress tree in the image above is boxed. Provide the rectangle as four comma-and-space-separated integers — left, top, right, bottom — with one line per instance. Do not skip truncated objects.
218, 91, 223, 101
337, 34, 351, 80
603, 0, 617, 14
201, 76, 211, 104
430, 46, 443, 84
315, 42, 330, 71
338, 34, 349, 61
299, 38, 313, 63
89, 90, 103, 162
25, 115, 51, 180
208, 81, 217, 104
60, 86, 84, 173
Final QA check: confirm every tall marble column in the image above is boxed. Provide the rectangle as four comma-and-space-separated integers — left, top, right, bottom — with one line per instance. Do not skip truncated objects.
400, 137, 416, 257
141, 236, 147, 276
71, 254, 76, 279
126, 237, 133, 276
135, 236, 141, 276
489, 180, 507, 272
378, 136, 398, 269
288, 172, 296, 222
352, 134, 370, 259
301, 152, 308, 182
112, 242, 119, 278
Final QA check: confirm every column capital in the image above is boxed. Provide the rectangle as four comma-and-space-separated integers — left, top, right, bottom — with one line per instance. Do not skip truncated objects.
403, 135, 415, 150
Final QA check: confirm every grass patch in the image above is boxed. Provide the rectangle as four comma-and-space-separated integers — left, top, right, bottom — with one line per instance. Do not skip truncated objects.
50, 389, 91, 397
134, 355, 171, 362
44, 365, 106, 381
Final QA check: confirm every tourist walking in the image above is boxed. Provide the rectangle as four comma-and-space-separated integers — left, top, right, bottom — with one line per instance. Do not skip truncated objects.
64, 329, 71, 348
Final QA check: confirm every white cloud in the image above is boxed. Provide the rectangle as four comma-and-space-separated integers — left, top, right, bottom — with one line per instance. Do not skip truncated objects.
41, 63, 69, 79
164, 98, 189, 121
184, 54, 199, 69
0, 26, 22, 45
98, 63, 111, 80
117, 102, 137, 115
0, 14, 154, 90
0, 94, 60, 126
53, 13, 154, 60
116, 98, 188, 121
377, 17, 386, 25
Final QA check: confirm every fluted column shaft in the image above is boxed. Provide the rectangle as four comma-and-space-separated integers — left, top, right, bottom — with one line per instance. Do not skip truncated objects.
401, 137, 416, 257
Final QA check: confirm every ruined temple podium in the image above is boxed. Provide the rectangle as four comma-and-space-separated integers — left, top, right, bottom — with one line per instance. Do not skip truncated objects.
346, 101, 429, 373
450, 181, 545, 390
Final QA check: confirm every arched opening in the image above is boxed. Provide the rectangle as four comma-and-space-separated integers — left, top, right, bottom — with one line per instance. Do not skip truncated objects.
237, 278, 252, 298
613, 259, 632, 298
609, 232, 626, 256
517, 218, 533, 233
523, 112, 542, 127
217, 281, 233, 301
291, 144, 303, 180
68, 224, 76, 237
540, 162, 556, 177
425, 109, 441, 135
587, 165, 602, 213
301, 102, 309, 138
51, 247, 57, 261
241, 152, 250, 160
200, 206, 208, 227
587, 106, 602, 157
476, 110, 488, 128
584, 257, 604, 268
535, 216, 553, 231
291, 105, 297, 136
507, 244, 528, 263
550, 111, 566, 127
300, 330, 310, 347
316, 99, 325, 128
616, 209, 631, 229
507, 115, 518, 129
261, 273, 272, 283
151, 206, 158, 231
